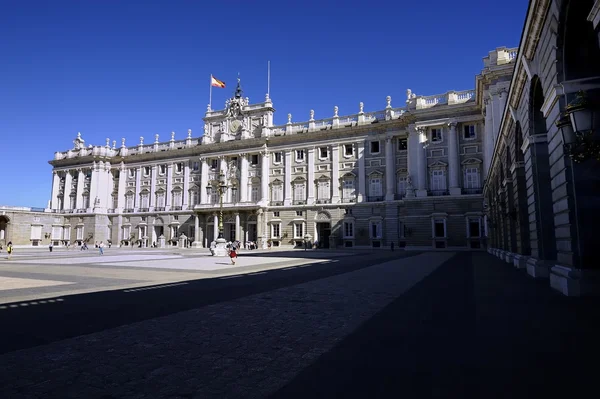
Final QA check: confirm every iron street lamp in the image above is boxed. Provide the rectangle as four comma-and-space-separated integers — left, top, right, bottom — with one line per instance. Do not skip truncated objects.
558, 91, 600, 163
206, 171, 229, 256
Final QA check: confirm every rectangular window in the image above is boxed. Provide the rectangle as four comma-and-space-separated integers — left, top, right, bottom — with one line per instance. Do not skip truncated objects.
463, 125, 476, 139
76, 226, 84, 240
319, 147, 328, 159
112, 195, 118, 209
272, 223, 280, 238
369, 177, 382, 196
431, 170, 446, 191
397, 175, 407, 197
274, 152, 282, 163
159, 165, 166, 175
433, 219, 446, 238
143, 166, 151, 177
140, 194, 149, 208
398, 138, 407, 150
431, 128, 442, 142
343, 179, 355, 200
30, 225, 42, 240
296, 211, 303, 216
156, 194, 165, 208
370, 221, 382, 238
211, 159, 218, 169
370, 141, 380, 154
251, 186, 259, 202
344, 144, 353, 156
296, 150, 305, 161
192, 161, 199, 171
176, 163, 183, 173
172, 191, 182, 206
464, 167, 480, 189
343, 222, 354, 238
317, 181, 329, 199
294, 223, 303, 238
251, 154, 259, 165
271, 185, 283, 201
273, 211, 280, 217
190, 191, 199, 205
128, 169, 135, 178
63, 226, 71, 240
468, 218, 481, 238
294, 183, 305, 201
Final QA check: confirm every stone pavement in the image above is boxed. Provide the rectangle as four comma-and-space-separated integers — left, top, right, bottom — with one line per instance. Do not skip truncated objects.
271, 251, 600, 398
0, 251, 453, 399
0, 248, 354, 304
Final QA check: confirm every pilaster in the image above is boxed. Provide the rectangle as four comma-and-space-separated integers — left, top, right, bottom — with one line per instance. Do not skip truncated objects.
447, 121, 461, 196
200, 158, 209, 204
240, 154, 249, 203
416, 127, 428, 197
385, 137, 395, 201
50, 171, 60, 210
117, 164, 126, 211
76, 169, 85, 210
183, 162, 190, 208
357, 143, 366, 202
284, 150, 292, 206
260, 149, 269, 206
331, 144, 340, 203
150, 165, 157, 208
63, 171, 73, 210
165, 164, 173, 209
307, 147, 315, 204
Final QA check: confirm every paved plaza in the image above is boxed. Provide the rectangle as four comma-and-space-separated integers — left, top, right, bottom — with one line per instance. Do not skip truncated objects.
1, 250, 599, 398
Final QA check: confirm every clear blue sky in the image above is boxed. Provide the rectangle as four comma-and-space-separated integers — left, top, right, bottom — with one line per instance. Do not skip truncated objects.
0, 0, 528, 207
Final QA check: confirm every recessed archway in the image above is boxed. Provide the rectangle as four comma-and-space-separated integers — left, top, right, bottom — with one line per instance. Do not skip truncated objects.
0, 215, 9, 243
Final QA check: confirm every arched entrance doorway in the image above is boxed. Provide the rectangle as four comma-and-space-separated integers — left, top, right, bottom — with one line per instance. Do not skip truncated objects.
314, 211, 332, 249
0, 215, 9, 246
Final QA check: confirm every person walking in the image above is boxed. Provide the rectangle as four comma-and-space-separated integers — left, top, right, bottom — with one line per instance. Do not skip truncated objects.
228, 247, 237, 265
7, 241, 13, 259
99, 241, 105, 255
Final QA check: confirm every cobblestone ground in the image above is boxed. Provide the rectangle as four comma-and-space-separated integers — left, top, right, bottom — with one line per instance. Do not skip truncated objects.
0, 251, 454, 398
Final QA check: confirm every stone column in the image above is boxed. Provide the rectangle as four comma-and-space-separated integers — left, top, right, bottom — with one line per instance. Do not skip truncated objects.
240, 153, 249, 202
200, 158, 209, 204
63, 171, 73, 210
90, 162, 100, 210
385, 137, 395, 201
183, 162, 190, 208
260, 150, 269, 205
416, 127, 428, 197
134, 166, 142, 209
235, 213, 240, 241
150, 165, 157, 208
331, 144, 340, 203
483, 99, 494, 177
447, 121, 461, 195
307, 147, 315, 204
102, 162, 113, 209
117, 165, 126, 210
166, 164, 173, 209
357, 143, 366, 202
407, 126, 419, 182
76, 169, 85, 209
50, 171, 61, 210
192, 214, 202, 248
284, 150, 292, 206
213, 214, 219, 241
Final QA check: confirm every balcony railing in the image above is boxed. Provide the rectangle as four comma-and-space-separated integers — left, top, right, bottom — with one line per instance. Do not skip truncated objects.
293, 200, 306, 205
171, 206, 183, 211
367, 196, 384, 202
341, 197, 356, 203
463, 188, 483, 195
154, 207, 165, 211
429, 190, 449, 196
315, 199, 331, 204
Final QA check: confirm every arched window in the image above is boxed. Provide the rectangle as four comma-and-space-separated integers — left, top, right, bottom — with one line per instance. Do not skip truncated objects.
559, 0, 600, 82
530, 76, 547, 136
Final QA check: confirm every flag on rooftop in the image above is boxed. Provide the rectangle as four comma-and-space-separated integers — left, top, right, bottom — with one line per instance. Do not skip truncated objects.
211, 75, 226, 88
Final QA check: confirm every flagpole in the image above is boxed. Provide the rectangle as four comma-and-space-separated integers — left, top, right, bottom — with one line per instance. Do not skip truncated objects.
267, 60, 271, 97
209, 75, 213, 110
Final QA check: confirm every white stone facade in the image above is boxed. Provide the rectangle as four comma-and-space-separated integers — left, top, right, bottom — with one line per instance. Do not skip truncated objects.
3, 48, 518, 250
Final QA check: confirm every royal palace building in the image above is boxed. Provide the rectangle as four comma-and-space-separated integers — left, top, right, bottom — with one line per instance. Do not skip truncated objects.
0, 47, 518, 252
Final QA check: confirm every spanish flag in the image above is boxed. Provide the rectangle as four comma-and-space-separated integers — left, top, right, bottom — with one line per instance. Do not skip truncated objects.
211, 75, 226, 88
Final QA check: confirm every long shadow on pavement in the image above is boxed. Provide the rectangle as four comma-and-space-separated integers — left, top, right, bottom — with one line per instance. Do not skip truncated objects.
0, 250, 417, 355
270, 252, 600, 398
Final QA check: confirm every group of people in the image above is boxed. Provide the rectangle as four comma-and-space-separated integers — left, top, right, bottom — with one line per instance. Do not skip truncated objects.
0, 241, 13, 259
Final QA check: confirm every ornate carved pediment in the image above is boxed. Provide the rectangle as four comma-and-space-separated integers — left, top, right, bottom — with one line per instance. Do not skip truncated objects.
367, 170, 384, 177
461, 157, 482, 165
315, 211, 331, 221
270, 178, 284, 186
428, 160, 448, 168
